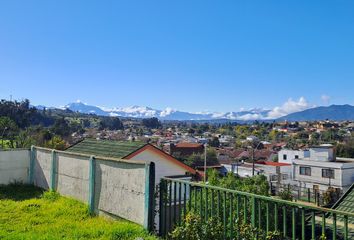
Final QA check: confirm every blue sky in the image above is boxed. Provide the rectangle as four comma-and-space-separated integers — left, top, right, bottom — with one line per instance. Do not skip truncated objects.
0, 1, 353, 113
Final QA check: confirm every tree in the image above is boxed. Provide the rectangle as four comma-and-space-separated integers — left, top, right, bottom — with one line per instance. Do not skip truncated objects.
185, 149, 219, 168
51, 117, 70, 137
142, 117, 161, 129
16, 129, 36, 148
209, 137, 220, 147
98, 117, 124, 130
0, 117, 19, 148
44, 136, 66, 150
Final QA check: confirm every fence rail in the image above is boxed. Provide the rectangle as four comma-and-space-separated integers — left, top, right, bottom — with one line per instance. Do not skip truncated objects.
159, 177, 354, 239
270, 183, 343, 206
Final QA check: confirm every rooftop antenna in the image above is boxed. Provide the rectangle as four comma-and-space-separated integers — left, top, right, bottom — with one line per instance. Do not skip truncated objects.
10, 95, 12, 101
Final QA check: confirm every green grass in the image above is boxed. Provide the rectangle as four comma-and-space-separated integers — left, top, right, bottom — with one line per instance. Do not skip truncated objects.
0, 184, 157, 240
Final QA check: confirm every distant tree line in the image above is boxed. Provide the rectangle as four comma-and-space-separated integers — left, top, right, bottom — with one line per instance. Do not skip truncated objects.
0, 99, 125, 150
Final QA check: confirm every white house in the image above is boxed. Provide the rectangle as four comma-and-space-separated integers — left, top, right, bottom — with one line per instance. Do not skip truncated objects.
124, 144, 197, 184
291, 145, 354, 192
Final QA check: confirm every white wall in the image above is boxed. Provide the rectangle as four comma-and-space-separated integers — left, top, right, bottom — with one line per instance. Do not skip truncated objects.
292, 159, 354, 190
0, 149, 30, 184
1, 147, 150, 226
278, 149, 309, 164
34, 149, 51, 189
94, 159, 146, 225
309, 147, 334, 161
129, 148, 189, 185
56, 153, 90, 203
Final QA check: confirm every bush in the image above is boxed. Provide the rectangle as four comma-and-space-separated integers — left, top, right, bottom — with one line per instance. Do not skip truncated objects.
171, 212, 283, 240
278, 189, 293, 201
323, 187, 338, 206
170, 213, 223, 240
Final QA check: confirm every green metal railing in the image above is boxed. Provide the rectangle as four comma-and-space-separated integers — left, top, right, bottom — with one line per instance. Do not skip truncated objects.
159, 177, 354, 239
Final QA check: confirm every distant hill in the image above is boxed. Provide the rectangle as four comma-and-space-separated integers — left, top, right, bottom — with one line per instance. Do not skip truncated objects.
278, 104, 354, 121
38, 102, 354, 122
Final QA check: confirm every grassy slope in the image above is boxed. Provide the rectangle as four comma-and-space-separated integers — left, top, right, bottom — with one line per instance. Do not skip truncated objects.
0, 184, 157, 240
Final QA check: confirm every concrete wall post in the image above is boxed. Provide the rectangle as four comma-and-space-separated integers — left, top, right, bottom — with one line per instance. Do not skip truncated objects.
50, 150, 56, 191
29, 145, 36, 184
144, 162, 155, 232
88, 155, 96, 214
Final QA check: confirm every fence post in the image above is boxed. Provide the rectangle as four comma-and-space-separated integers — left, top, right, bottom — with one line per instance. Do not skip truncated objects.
144, 162, 155, 232
251, 196, 256, 227
28, 145, 36, 184
88, 155, 96, 214
50, 150, 56, 191
159, 179, 165, 236
307, 188, 311, 202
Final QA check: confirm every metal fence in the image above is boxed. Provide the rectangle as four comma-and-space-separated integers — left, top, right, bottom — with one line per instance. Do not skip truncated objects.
270, 183, 343, 206
159, 178, 354, 239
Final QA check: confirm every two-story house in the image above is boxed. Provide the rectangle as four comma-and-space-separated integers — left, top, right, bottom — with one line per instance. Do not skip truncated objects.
290, 145, 354, 192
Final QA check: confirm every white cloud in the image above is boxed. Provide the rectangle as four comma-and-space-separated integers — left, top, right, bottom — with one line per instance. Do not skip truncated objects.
267, 97, 312, 119
237, 113, 264, 121
160, 107, 176, 117
321, 95, 331, 105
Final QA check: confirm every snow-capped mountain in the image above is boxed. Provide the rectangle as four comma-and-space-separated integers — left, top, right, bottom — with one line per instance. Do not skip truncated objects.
62, 101, 270, 120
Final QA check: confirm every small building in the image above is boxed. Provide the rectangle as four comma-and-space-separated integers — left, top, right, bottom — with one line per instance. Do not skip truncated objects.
292, 145, 354, 192
169, 142, 204, 157
66, 139, 196, 186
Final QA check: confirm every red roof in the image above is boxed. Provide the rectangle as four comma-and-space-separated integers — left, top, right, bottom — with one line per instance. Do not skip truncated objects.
175, 142, 203, 148
256, 161, 290, 167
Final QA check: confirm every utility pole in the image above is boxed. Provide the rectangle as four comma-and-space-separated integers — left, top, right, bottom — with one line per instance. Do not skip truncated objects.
204, 143, 207, 182
252, 147, 255, 176
250, 141, 262, 176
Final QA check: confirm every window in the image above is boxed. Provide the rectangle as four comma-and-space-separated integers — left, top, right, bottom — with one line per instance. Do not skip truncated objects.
299, 166, 311, 176
270, 175, 278, 181
295, 155, 299, 159
283, 154, 287, 160
322, 169, 335, 179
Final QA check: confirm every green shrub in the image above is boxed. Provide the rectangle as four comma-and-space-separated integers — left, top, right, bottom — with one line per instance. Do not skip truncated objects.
278, 189, 293, 201
322, 188, 338, 206
170, 213, 223, 240
171, 212, 283, 240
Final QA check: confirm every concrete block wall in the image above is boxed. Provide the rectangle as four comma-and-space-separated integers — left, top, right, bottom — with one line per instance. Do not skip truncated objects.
34, 149, 51, 189
0, 149, 30, 184
0, 147, 154, 229
94, 158, 146, 225
56, 153, 90, 203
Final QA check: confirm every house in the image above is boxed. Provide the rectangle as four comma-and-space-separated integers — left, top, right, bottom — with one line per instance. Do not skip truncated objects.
237, 149, 277, 162
66, 139, 196, 185
290, 145, 354, 192
169, 142, 204, 157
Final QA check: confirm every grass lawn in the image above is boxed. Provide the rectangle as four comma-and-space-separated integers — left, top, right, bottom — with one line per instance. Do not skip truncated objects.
0, 184, 157, 240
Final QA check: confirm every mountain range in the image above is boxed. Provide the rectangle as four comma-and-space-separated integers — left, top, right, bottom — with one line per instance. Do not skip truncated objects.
51, 102, 354, 121
62, 102, 271, 121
